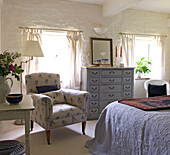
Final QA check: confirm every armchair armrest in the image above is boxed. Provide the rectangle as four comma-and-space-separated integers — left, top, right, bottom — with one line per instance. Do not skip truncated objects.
61, 89, 90, 111
31, 94, 53, 121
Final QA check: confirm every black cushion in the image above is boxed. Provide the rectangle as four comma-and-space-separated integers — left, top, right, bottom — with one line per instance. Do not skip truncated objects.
36, 85, 59, 93
148, 84, 167, 97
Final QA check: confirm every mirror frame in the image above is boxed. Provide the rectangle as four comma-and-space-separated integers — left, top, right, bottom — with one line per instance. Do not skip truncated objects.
90, 37, 113, 66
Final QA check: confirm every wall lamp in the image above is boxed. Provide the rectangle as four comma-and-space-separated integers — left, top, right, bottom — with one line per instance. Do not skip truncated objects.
93, 27, 107, 35
14, 40, 44, 125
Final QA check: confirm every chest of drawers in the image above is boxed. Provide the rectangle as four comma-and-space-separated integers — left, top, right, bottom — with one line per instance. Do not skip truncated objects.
80, 67, 135, 119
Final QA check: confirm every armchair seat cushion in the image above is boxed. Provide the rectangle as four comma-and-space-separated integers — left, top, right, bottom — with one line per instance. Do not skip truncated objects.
52, 104, 84, 120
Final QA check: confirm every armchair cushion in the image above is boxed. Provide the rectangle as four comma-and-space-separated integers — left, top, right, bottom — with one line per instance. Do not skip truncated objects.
148, 84, 167, 97
36, 85, 59, 93
52, 104, 83, 120
43, 90, 66, 104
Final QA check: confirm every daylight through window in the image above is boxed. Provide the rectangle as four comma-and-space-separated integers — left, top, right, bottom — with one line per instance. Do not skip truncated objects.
134, 36, 162, 79
38, 31, 70, 87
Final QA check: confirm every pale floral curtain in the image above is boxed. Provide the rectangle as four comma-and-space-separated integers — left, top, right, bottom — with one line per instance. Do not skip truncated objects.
66, 31, 82, 89
121, 34, 135, 67
154, 36, 166, 80
21, 28, 42, 94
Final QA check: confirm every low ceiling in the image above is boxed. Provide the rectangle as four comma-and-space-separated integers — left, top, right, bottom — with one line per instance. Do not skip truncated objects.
68, 0, 170, 16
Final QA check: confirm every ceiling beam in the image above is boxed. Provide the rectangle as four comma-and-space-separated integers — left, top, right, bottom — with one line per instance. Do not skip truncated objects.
103, 0, 142, 16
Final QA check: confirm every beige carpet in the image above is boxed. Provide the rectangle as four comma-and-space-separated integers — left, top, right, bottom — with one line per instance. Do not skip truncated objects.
0, 120, 97, 155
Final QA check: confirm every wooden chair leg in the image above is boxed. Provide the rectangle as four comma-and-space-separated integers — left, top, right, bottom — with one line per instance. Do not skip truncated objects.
82, 122, 86, 135
46, 130, 51, 145
31, 120, 33, 131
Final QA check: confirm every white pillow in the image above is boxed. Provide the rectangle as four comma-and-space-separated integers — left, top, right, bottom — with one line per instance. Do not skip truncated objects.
42, 90, 65, 104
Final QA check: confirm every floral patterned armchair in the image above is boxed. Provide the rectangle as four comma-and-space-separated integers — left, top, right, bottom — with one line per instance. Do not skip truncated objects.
25, 73, 90, 144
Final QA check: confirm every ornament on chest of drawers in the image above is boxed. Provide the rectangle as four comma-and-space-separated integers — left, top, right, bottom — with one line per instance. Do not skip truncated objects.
115, 46, 123, 67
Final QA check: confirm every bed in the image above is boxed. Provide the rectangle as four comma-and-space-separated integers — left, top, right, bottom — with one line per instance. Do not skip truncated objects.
85, 100, 170, 155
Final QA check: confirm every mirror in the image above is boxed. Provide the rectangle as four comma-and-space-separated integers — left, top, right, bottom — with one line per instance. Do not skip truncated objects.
90, 37, 113, 66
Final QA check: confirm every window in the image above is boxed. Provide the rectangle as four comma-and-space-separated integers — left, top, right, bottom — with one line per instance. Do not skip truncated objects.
134, 36, 162, 79
38, 31, 70, 87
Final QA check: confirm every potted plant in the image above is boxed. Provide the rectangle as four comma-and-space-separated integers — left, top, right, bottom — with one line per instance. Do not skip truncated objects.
135, 57, 152, 78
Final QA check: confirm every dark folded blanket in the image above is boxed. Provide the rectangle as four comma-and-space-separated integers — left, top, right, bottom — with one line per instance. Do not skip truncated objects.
119, 95, 170, 111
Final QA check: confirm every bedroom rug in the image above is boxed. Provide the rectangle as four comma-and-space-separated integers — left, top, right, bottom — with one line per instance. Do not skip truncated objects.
0, 120, 97, 155
119, 95, 170, 110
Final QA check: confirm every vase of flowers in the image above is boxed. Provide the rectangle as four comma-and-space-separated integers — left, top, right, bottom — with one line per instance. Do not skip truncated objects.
0, 51, 24, 103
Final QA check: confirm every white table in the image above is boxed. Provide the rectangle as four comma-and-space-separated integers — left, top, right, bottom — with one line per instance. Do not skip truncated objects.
0, 95, 34, 155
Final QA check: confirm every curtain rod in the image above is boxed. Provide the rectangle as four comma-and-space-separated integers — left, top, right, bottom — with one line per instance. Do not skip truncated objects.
18, 26, 83, 33
119, 32, 167, 37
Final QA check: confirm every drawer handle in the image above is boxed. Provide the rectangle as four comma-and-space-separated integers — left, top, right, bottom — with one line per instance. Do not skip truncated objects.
125, 93, 130, 96
92, 72, 98, 75
92, 79, 98, 82
92, 87, 97, 90
125, 86, 130, 89
91, 94, 97, 98
91, 109, 97, 113
125, 79, 130, 82
91, 102, 97, 105
109, 79, 115, 82
126, 72, 131, 75
109, 94, 114, 97
109, 71, 115, 74
109, 86, 115, 89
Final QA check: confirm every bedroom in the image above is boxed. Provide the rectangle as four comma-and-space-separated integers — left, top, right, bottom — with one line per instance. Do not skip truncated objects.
0, 0, 170, 154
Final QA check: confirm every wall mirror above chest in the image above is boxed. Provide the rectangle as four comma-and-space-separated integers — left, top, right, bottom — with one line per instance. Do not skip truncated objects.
90, 37, 113, 66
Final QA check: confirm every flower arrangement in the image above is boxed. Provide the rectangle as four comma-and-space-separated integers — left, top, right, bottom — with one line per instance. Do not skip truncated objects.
0, 51, 24, 81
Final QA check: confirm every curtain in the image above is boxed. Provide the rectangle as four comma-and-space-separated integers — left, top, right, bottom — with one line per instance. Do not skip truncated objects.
121, 33, 166, 80
121, 34, 135, 67
154, 36, 166, 80
21, 28, 42, 94
67, 31, 82, 89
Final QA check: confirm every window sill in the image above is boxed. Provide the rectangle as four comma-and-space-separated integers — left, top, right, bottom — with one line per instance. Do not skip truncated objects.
135, 77, 150, 80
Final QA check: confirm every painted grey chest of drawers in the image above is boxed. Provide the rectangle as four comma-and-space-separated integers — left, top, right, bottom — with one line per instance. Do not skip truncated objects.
80, 67, 135, 119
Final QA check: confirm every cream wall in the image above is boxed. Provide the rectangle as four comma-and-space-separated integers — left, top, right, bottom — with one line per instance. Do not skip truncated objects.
0, 0, 2, 134
2, 0, 112, 93
1, 0, 170, 94
0, 0, 2, 51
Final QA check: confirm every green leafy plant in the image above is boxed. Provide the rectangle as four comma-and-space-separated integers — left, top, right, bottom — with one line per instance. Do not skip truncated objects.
135, 57, 152, 75
0, 51, 24, 81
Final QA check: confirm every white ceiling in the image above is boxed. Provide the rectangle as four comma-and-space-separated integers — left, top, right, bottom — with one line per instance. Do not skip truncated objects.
68, 0, 170, 16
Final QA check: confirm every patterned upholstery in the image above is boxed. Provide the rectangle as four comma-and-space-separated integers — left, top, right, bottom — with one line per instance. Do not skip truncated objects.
43, 90, 66, 104
25, 73, 61, 94
25, 73, 90, 144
